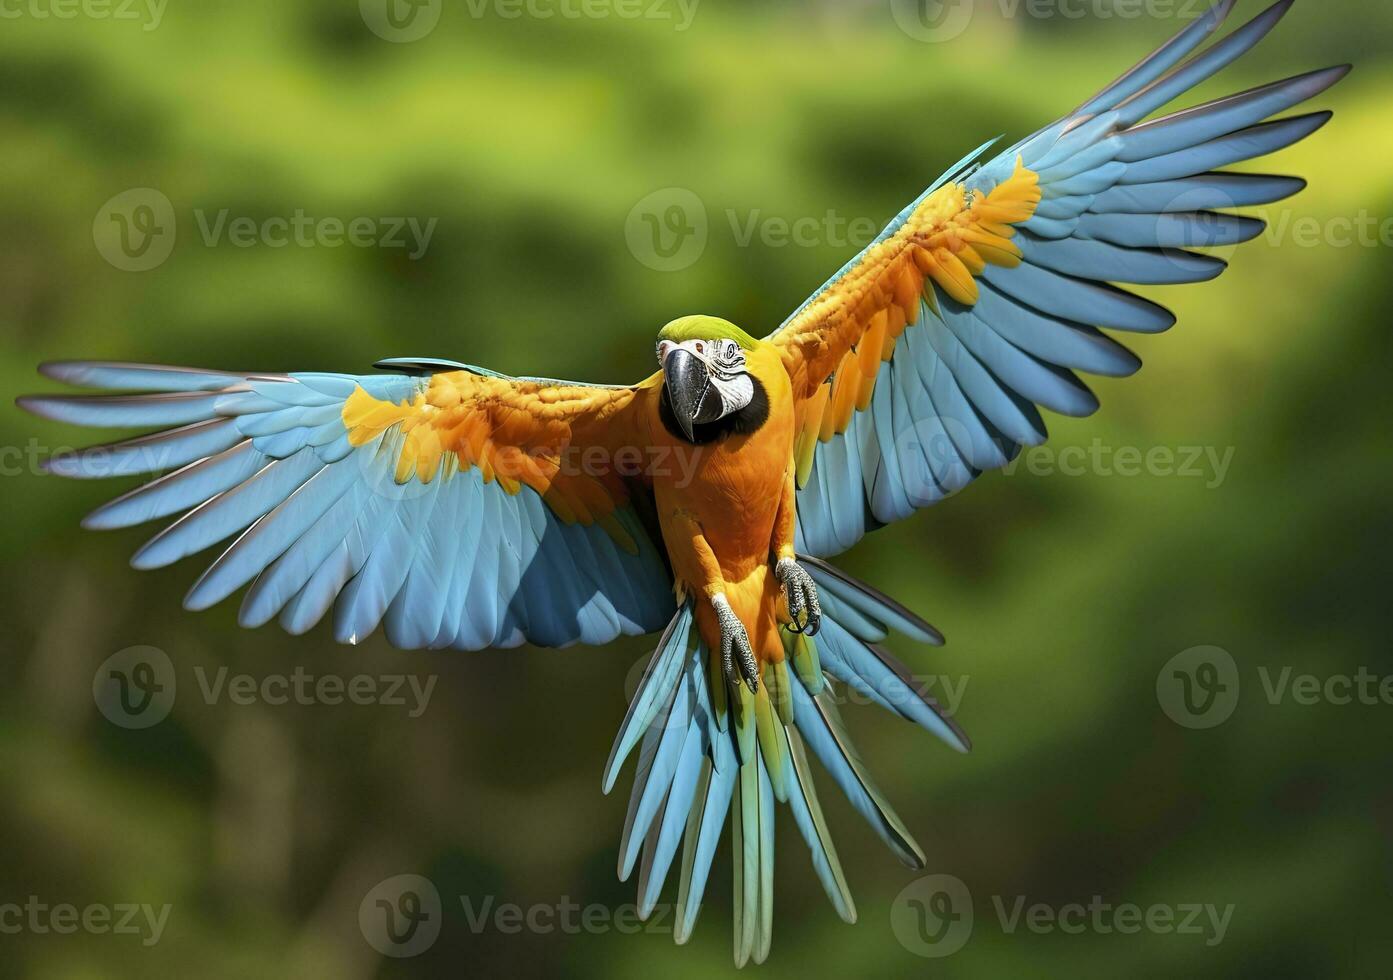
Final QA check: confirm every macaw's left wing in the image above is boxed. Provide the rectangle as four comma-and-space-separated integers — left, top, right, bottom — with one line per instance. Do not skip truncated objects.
770, 0, 1348, 557
21, 360, 675, 648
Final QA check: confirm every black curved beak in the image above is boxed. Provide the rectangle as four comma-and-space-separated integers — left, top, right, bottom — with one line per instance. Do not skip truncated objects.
663, 348, 719, 442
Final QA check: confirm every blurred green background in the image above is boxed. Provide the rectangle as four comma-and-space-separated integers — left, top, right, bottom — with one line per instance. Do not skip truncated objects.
2, 0, 1389, 976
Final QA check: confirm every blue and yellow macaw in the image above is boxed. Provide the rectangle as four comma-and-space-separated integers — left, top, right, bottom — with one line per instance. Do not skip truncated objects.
20, 0, 1344, 963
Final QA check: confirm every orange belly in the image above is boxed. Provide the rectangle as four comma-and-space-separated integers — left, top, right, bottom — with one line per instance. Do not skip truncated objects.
645, 345, 795, 661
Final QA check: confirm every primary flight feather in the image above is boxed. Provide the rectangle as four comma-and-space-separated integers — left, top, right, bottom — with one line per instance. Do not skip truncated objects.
19, 0, 1345, 964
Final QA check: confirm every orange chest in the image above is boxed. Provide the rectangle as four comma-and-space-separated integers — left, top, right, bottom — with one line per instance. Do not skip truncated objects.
645, 347, 794, 562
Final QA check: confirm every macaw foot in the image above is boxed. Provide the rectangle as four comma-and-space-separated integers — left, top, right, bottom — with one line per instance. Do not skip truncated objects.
775, 557, 822, 636
712, 593, 759, 694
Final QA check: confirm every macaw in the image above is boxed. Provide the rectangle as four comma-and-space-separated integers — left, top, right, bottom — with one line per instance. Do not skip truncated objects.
20, 0, 1344, 964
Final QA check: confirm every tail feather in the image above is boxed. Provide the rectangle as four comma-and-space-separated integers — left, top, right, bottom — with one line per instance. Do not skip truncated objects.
802, 554, 944, 645
674, 753, 736, 944
607, 564, 954, 963
783, 726, 856, 923
603, 604, 693, 793
816, 618, 969, 753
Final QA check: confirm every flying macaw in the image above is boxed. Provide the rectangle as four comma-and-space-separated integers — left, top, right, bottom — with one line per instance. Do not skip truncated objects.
20, 0, 1344, 964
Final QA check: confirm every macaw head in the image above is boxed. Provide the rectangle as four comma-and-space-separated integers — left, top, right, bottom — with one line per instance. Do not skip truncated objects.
656, 315, 759, 442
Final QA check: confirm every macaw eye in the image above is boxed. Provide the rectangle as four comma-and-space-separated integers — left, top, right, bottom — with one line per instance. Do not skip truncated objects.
694, 342, 705, 354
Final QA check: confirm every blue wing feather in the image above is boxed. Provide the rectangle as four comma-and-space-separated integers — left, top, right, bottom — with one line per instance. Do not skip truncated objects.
25, 360, 673, 648
785, 0, 1342, 558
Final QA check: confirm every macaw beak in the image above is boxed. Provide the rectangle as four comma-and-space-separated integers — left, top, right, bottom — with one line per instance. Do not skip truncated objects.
663, 347, 722, 441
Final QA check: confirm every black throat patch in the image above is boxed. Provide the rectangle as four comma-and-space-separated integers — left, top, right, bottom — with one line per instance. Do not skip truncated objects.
659, 375, 770, 445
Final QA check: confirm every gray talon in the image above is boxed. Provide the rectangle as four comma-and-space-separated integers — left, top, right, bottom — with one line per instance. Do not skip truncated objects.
776, 557, 822, 637
712, 593, 758, 693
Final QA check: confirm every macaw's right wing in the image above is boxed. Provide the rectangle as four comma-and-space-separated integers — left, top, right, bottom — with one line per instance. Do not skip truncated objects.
20, 360, 676, 649
769, 0, 1348, 557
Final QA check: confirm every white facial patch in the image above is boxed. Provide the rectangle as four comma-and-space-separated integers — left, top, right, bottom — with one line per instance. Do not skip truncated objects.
657, 338, 754, 418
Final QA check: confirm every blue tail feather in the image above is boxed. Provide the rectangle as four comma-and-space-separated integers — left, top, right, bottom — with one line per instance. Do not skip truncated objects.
610, 563, 956, 962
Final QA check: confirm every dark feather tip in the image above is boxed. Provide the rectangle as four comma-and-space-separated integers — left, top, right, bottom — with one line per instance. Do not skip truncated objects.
14, 395, 43, 417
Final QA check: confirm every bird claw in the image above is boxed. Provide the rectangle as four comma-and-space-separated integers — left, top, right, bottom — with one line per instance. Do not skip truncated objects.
776, 557, 822, 637
712, 594, 759, 694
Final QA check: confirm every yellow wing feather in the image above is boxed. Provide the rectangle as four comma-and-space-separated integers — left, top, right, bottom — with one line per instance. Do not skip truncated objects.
342, 371, 658, 552
771, 157, 1041, 487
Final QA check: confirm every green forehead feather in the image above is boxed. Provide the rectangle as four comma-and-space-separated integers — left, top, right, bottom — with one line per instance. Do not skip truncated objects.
658, 315, 758, 351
